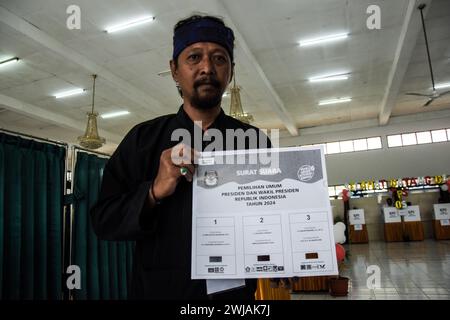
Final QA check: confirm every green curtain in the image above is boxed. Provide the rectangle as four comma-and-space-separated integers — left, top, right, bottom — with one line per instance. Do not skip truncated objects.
72, 151, 133, 300
0, 132, 65, 300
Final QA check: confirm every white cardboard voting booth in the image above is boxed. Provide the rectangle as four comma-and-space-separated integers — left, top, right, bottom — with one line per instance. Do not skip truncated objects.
433, 203, 450, 223
383, 207, 401, 223
383, 206, 421, 222
348, 209, 365, 231
432, 204, 450, 239
348, 209, 368, 242
399, 206, 421, 222
349, 209, 365, 225
383, 206, 424, 241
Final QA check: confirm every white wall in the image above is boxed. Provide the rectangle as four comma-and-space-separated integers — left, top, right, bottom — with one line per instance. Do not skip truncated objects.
279, 110, 450, 185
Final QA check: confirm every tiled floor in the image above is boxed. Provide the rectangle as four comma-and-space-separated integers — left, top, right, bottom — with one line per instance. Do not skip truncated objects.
290, 240, 450, 300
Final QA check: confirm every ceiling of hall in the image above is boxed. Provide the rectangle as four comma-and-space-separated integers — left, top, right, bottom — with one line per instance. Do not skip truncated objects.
0, 0, 449, 153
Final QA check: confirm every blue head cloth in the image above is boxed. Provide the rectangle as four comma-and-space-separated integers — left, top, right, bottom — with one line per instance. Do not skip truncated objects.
173, 17, 235, 62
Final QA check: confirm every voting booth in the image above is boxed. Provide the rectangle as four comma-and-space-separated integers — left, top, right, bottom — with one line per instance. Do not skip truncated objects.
383, 206, 424, 242
348, 209, 369, 243
383, 207, 403, 242
432, 204, 450, 240
398, 206, 424, 241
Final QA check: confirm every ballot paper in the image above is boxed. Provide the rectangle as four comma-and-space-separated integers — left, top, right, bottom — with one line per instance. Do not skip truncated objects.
192, 146, 338, 279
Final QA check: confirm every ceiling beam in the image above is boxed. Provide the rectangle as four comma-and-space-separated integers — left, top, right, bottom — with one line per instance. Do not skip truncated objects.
0, 93, 123, 143
378, 0, 432, 125
0, 6, 166, 115
215, 0, 299, 136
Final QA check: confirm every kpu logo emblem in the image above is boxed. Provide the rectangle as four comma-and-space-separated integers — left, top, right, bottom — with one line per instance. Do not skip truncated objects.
298, 165, 315, 182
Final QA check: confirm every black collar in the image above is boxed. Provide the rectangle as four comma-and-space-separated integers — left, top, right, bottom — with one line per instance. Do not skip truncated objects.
175, 105, 227, 133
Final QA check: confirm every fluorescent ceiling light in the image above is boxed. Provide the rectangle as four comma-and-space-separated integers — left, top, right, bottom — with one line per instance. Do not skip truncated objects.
299, 33, 348, 47
101, 111, 130, 119
309, 74, 349, 82
0, 57, 19, 68
54, 88, 85, 99
435, 82, 450, 90
318, 97, 352, 106
106, 16, 155, 33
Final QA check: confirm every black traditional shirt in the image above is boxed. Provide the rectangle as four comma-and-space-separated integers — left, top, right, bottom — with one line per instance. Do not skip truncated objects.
91, 106, 270, 299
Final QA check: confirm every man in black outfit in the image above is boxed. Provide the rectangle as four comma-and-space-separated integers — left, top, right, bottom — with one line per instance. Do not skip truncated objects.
90, 15, 269, 299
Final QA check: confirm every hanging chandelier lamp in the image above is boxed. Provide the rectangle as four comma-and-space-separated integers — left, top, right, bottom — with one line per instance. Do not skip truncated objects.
77, 74, 105, 149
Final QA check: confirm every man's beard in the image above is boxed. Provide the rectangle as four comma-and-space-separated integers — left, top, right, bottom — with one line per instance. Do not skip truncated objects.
190, 78, 223, 110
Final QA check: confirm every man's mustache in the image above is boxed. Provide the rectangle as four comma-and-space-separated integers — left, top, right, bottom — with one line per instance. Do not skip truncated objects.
194, 78, 220, 89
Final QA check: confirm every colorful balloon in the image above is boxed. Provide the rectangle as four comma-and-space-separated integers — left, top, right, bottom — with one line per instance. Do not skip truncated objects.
335, 243, 346, 262
333, 222, 346, 244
